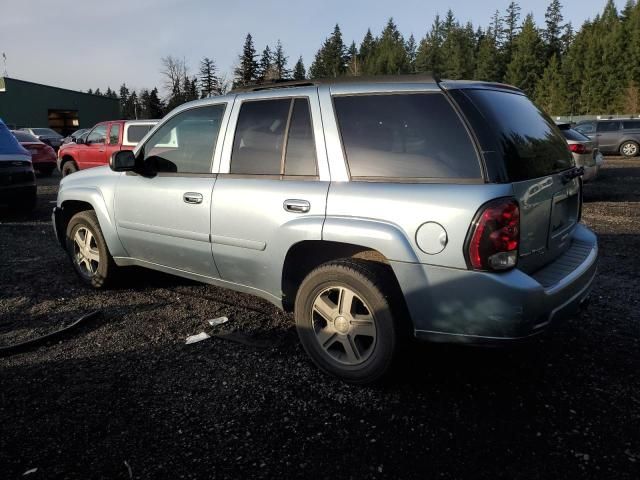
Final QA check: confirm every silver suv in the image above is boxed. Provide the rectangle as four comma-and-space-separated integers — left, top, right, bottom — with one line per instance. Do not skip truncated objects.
52, 76, 598, 383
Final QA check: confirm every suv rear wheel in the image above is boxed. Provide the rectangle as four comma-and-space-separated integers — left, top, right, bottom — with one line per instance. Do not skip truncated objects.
65, 210, 118, 288
294, 259, 402, 384
620, 141, 639, 157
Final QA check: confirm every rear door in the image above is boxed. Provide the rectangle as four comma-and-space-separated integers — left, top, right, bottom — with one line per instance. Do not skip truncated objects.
455, 88, 579, 273
210, 88, 329, 298
596, 121, 621, 153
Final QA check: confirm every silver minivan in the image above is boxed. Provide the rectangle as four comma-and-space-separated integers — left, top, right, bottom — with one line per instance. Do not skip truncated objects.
53, 76, 598, 383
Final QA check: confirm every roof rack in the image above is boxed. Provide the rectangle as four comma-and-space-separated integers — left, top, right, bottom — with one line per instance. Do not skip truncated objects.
230, 74, 439, 93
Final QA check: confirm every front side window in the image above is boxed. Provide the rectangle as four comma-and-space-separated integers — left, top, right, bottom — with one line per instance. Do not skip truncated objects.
141, 105, 225, 174
597, 121, 620, 132
334, 93, 481, 179
108, 124, 121, 145
86, 125, 107, 144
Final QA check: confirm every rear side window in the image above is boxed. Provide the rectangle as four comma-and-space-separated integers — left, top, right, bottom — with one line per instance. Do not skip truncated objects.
333, 93, 480, 179
462, 89, 572, 181
126, 124, 154, 144
575, 123, 595, 134
231, 98, 317, 176
108, 124, 121, 145
623, 120, 640, 130
597, 121, 620, 132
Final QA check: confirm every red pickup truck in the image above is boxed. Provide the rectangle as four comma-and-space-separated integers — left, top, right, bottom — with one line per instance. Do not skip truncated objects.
57, 119, 157, 176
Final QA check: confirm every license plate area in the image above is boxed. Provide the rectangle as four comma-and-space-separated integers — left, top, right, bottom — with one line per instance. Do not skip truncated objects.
549, 178, 580, 253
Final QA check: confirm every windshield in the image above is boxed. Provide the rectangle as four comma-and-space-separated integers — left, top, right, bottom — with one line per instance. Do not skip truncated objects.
561, 128, 591, 142
12, 131, 40, 142
463, 89, 573, 181
31, 128, 60, 137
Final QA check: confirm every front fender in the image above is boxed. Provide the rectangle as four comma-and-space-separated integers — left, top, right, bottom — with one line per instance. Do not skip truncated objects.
322, 216, 420, 263
57, 185, 127, 257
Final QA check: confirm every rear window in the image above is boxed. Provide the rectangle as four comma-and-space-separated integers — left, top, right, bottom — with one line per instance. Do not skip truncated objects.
31, 128, 59, 136
333, 93, 481, 179
560, 128, 590, 142
12, 131, 39, 142
463, 89, 572, 181
623, 120, 640, 130
126, 124, 154, 143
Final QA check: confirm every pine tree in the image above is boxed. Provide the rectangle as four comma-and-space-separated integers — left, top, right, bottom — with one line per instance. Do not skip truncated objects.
475, 28, 500, 81
124, 91, 138, 119
441, 20, 477, 79
293, 56, 306, 80
199, 57, 221, 98
273, 40, 289, 79
87, 88, 93, 95
119, 84, 130, 117
359, 29, 377, 73
405, 34, 417, 73
94, 88, 102, 96
233, 33, 258, 87
258, 45, 273, 81
502, 1, 522, 70
505, 14, 545, 97
147, 88, 165, 118
346, 41, 361, 76
415, 14, 444, 76
535, 54, 569, 114
310, 24, 347, 78
368, 18, 410, 75
544, 0, 566, 59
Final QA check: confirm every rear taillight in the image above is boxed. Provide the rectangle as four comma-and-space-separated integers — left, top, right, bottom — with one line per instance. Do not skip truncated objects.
569, 143, 592, 154
467, 198, 520, 271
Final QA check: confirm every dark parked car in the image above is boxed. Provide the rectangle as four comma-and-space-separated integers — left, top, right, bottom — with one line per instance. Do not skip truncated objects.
0, 120, 37, 211
61, 128, 89, 145
12, 130, 57, 176
19, 127, 64, 150
574, 119, 640, 157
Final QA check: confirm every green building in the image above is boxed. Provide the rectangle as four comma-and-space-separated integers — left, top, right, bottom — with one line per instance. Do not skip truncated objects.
0, 77, 120, 135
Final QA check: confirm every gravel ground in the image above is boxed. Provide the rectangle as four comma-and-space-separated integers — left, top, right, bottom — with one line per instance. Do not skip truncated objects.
1, 160, 639, 479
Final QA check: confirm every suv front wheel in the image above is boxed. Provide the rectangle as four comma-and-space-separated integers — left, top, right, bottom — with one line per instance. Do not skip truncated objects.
65, 210, 118, 288
295, 259, 402, 384
620, 141, 639, 157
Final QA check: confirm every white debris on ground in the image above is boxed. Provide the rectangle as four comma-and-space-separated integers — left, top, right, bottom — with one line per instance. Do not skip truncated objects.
208, 316, 229, 326
185, 332, 211, 344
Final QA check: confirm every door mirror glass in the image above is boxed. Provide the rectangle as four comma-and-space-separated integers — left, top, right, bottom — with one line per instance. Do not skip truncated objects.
110, 150, 137, 172
75, 136, 84, 144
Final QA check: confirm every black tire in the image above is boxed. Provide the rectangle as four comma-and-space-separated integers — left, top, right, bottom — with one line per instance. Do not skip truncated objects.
620, 141, 639, 158
62, 161, 78, 177
294, 259, 405, 384
65, 210, 118, 288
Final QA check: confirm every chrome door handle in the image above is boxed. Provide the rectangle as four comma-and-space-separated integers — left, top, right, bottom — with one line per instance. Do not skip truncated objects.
283, 199, 310, 213
183, 192, 203, 204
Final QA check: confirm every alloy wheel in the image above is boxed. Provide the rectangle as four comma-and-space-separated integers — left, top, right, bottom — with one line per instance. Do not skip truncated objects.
311, 286, 377, 365
72, 227, 100, 278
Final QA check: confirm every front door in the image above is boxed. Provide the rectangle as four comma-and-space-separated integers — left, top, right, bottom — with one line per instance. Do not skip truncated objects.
211, 89, 329, 298
113, 103, 228, 278
79, 123, 108, 169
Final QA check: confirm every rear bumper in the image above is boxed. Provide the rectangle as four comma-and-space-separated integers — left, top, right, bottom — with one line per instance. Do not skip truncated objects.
392, 224, 598, 344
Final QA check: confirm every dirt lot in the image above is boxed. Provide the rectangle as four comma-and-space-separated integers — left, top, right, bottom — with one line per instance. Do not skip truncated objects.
1, 160, 639, 479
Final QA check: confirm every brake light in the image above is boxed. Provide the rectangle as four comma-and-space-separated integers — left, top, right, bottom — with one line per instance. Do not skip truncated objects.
467, 198, 520, 271
569, 143, 592, 154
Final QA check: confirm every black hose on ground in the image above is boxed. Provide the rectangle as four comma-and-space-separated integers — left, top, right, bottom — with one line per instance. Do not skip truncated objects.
0, 310, 100, 357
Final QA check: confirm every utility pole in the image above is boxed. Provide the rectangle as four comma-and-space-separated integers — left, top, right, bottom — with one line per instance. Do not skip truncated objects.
2, 52, 8, 77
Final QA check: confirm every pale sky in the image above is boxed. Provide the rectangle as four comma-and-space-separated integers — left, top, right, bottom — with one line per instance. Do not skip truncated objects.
0, 0, 620, 96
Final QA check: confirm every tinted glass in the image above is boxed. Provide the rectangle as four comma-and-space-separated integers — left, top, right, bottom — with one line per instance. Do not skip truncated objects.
108, 124, 121, 144
87, 125, 107, 144
623, 120, 640, 130
463, 89, 572, 181
562, 128, 591, 142
12, 131, 39, 142
284, 99, 317, 176
597, 121, 620, 132
141, 105, 225, 174
231, 99, 290, 175
127, 124, 154, 143
31, 128, 60, 136
574, 122, 595, 134
334, 93, 480, 179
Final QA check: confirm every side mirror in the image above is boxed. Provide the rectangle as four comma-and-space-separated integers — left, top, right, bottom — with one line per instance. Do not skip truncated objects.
76, 137, 84, 144
110, 150, 137, 172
